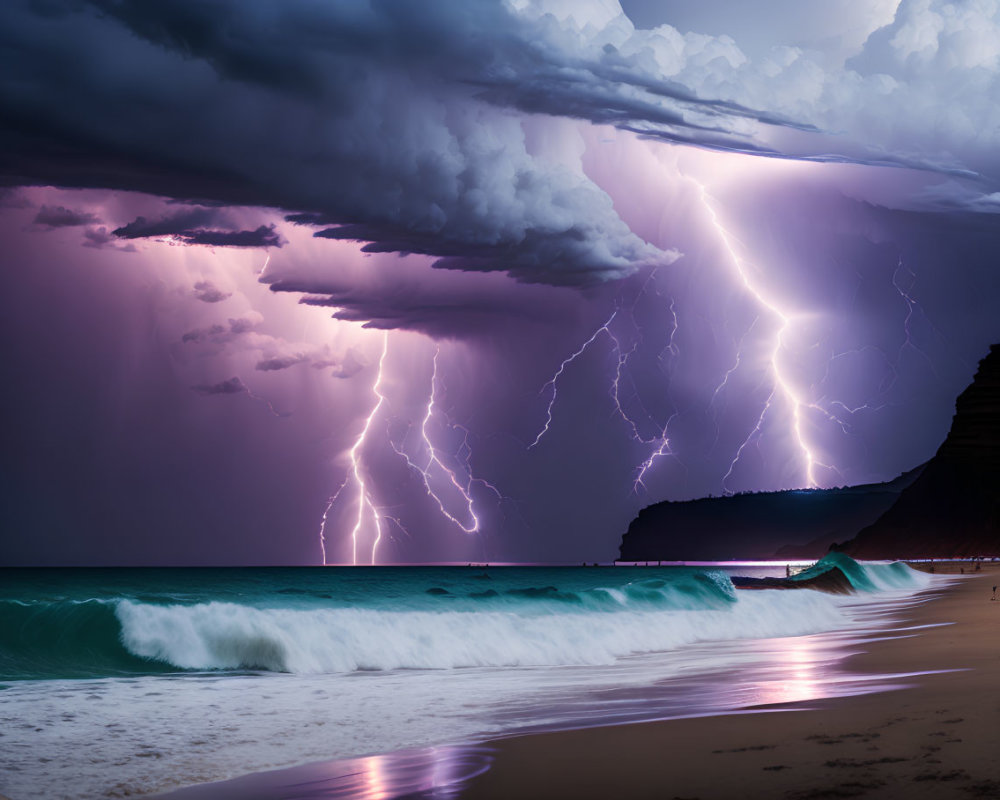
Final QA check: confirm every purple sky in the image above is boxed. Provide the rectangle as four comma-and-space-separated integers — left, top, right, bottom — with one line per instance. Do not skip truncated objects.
2, 0, 999, 565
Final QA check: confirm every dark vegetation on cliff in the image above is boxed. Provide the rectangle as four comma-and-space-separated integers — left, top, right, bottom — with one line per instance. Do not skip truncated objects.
620, 345, 1000, 561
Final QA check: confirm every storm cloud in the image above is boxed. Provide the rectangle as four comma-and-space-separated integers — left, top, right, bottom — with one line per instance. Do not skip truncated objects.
113, 208, 282, 248
3, 2, 1000, 567
192, 377, 248, 396
32, 204, 99, 228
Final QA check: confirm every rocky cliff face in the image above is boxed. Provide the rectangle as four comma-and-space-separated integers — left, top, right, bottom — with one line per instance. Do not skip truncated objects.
837, 345, 1000, 559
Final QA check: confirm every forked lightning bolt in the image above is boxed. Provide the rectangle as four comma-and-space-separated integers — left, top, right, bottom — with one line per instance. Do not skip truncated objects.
692, 180, 835, 491
319, 336, 502, 564
529, 312, 618, 450
391, 347, 500, 534
318, 331, 389, 565
528, 298, 676, 490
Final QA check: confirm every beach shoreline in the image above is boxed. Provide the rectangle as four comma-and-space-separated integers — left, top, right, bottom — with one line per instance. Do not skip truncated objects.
463, 563, 1000, 799
143, 561, 1000, 800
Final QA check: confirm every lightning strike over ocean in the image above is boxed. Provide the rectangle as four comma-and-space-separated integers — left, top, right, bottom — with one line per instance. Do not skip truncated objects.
5, 2, 1000, 797
317, 331, 390, 565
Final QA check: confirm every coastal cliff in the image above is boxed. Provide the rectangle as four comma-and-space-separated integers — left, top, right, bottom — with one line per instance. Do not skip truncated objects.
836, 344, 1000, 559
620, 343, 1000, 562
618, 467, 922, 562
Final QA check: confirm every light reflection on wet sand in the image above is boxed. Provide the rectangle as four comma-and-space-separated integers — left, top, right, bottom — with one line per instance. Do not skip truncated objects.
154, 744, 495, 800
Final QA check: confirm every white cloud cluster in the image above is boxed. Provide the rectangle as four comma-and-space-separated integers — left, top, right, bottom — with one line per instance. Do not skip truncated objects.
511, 0, 1000, 182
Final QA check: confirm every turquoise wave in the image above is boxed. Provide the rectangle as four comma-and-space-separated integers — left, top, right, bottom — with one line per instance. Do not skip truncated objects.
0, 599, 175, 681
790, 552, 929, 592
0, 559, 928, 681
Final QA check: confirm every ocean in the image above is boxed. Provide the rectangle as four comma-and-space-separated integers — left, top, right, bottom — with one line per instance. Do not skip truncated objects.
0, 556, 939, 799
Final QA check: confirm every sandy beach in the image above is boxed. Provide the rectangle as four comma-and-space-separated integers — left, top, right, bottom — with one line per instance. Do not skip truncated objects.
463, 564, 1000, 800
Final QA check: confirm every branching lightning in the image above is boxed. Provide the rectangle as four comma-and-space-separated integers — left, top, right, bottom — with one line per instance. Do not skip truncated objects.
528, 283, 679, 492
244, 384, 288, 418
391, 347, 501, 535
318, 331, 389, 565
318, 336, 503, 565
810, 256, 943, 427
528, 311, 618, 450
692, 179, 837, 491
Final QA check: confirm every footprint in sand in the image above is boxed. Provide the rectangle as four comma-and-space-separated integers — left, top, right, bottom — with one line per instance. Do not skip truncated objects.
913, 770, 968, 782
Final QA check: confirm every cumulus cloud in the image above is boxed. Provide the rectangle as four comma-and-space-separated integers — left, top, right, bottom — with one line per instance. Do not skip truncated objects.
181, 315, 261, 345
253, 345, 367, 377
192, 280, 232, 303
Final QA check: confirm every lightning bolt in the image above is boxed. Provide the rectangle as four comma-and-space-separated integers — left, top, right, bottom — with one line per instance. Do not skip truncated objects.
658, 297, 680, 365
318, 331, 389, 565
808, 256, 943, 430
528, 311, 618, 449
528, 281, 679, 491
692, 179, 836, 492
391, 346, 501, 535
891, 256, 947, 377
605, 319, 677, 492
244, 385, 288, 418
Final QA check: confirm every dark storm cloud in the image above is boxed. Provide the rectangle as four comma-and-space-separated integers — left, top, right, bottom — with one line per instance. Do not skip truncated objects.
181, 226, 281, 248
112, 208, 281, 248
32, 204, 99, 228
191, 377, 247, 396
82, 225, 137, 251
7, 0, 994, 290
295, 289, 570, 337
112, 208, 223, 240
0, 0, 996, 287
0, 0, 683, 284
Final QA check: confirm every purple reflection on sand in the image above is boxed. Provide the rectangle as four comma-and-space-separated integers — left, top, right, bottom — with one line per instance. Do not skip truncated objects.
154, 745, 494, 800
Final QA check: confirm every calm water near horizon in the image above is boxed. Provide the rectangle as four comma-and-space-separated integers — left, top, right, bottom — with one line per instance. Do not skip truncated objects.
0, 559, 943, 800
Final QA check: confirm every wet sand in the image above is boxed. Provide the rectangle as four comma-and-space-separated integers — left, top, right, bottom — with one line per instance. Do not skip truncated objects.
463, 564, 1000, 799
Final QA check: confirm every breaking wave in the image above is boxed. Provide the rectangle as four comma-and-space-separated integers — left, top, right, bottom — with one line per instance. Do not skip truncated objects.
0, 557, 931, 679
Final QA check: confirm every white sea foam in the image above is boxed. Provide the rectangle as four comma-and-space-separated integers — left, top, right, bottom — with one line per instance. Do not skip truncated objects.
116, 588, 851, 674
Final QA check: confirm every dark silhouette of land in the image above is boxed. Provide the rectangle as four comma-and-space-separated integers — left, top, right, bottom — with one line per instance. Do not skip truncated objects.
620, 344, 1000, 562
835, 344, 1000, 559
